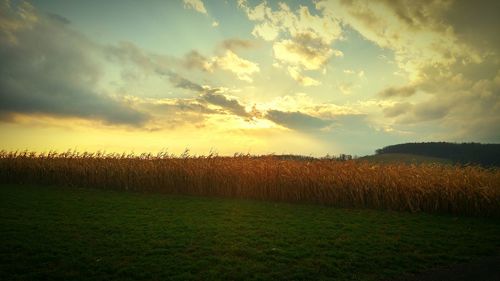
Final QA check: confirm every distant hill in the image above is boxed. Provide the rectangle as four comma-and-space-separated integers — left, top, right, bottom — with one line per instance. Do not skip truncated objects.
375, 142, 500, 167
359, 153, 452, 165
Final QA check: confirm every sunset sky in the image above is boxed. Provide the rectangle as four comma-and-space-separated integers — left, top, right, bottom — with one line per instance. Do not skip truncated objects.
1, 0, 498, 156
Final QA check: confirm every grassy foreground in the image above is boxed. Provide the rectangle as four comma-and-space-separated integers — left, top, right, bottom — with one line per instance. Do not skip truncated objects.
1, 185, 499, 281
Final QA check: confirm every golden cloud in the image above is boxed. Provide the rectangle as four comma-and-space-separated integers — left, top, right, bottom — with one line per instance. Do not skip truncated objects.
287, 66, 320, 86
239, 1, 342, 84
208, 50, 260, 82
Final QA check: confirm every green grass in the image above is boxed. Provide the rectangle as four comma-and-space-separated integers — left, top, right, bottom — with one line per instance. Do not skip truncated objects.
358, 153, 453, 165
0, 184, 499, 281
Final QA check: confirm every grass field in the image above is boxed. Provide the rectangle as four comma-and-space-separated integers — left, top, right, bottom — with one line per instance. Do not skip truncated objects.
1, 184, 499, 281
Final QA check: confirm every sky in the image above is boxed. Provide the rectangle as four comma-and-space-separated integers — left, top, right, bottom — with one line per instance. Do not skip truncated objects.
0, 0, 499, 156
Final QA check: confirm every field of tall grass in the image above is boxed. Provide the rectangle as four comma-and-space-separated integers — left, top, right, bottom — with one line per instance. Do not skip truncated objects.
0, 151, 499, 216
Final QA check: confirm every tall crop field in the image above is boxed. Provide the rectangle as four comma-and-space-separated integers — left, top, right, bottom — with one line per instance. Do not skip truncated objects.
0, 151, 499, 216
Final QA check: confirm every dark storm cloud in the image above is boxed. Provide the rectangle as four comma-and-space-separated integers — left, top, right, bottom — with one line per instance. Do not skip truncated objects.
0, 3, 149, 125
265, 110, 332, 131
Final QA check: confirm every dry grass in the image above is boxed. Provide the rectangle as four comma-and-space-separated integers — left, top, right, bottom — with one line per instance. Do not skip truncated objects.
0, 150, 499, 216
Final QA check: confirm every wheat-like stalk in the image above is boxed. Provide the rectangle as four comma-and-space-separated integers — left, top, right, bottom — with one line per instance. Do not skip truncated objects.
0, 150, 498, 216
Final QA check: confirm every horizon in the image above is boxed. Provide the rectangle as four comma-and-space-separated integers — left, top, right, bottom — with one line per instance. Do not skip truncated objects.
1, 0, 499, 156
1, 141, 499, 159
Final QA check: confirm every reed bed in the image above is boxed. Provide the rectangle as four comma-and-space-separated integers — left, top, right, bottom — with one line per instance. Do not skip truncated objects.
0, 151, 499, 216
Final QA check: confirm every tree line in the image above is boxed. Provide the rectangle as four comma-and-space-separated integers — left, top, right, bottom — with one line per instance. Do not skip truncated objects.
376, 142, 500, 167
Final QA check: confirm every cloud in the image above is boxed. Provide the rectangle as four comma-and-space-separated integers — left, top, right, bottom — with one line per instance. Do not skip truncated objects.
105, 41, 172, 75
344, 69, 365, 78
383, 102, 412, 118
263, 93, 361, 118
0, 2, 258, 128
0, 2, 148, 125
252, 22, 279, 41
167, 73, 205, 92
200, 92, 251, 118
379, 84, 418, 98
265, 110, 332, 131
0, 1, 38, 45
151, 98, 218, 115
208, 50, 260, 82
106, 41, 256, 98
240, 1, 342, 44
316, 0, 485, 80
103, 38, 259, 121
273, 33, 337, 71
109, 38, 259, 87
183, 0, 207, 14
324, 0, 500, 142
412, 102, 450, 122
134, 68, 254, 120
239, 1, 342, 84
181, 50, 211, 71
338, 82, 354, 95
382, 70, 499, 140
442, 0, 500, 55
287, 66, 320, 86
219, 39, 255, 51
46, 13, 70, 25
180, 48, 260, 82
132, 96, 226, 129
105, 42, 212, 94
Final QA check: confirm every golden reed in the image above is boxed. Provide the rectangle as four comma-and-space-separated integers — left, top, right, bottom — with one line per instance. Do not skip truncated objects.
1, 151, 499, 216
